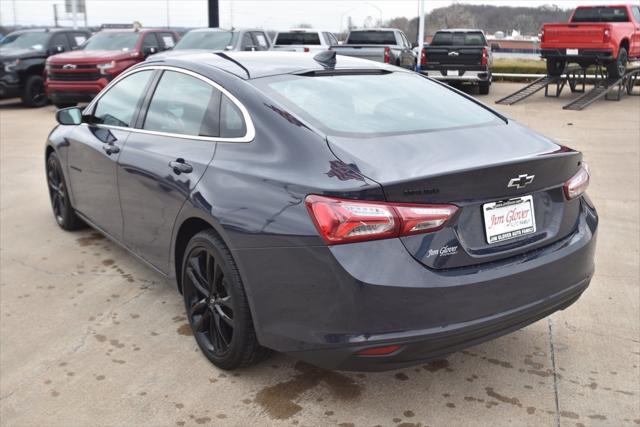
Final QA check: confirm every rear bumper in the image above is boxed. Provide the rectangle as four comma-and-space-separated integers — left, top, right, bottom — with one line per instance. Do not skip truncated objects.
45, 78, 110, 103
234, 197, 597, 371
421, 68, 491, 83
541, 48, 614, 63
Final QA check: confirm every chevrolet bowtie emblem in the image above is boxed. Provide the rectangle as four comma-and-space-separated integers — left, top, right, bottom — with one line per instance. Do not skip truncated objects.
508, 174, 535, 189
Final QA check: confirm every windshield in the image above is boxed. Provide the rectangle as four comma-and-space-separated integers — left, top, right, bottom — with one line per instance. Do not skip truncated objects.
431, 32, 486, 46
275, 32, 321, 45
571, 7, 629, 23
0, 32, 48, 51
347, 31, 396, 45
82, 32, 139, 51
175, 31, 234, 50
255, 72, 500, 137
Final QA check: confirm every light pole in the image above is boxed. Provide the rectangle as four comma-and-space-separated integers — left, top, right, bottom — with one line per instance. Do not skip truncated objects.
363, 2, 383, 26
417, 0, 425, 72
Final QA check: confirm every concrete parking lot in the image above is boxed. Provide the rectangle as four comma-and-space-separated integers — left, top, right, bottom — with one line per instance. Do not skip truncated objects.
1, 82, 638, 427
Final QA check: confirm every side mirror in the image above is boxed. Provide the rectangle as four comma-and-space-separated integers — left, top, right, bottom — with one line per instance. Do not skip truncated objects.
143, 46, 158, 56
56, 107, 83, 125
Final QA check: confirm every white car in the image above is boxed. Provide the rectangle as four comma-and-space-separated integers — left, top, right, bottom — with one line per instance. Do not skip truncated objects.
270, 29, 338, 53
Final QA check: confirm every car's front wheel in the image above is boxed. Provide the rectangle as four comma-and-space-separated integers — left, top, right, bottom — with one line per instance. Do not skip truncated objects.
46, 152, 84, 230
182, 230, 270, 370
21, 75, 48, 108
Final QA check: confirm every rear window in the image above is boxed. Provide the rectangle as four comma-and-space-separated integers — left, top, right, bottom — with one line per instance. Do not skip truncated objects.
571, 7, 629, 23
175, 31, 234, 50
431, 32, 486, 46
254, 72, 500, 137
275, 32, 321, 45
347, 31, 396, 45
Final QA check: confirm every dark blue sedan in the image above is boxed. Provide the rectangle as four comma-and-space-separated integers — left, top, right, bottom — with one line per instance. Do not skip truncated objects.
45, 52, 597, 371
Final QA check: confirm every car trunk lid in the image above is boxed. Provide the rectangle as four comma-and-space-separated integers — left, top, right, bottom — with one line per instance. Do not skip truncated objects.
327, 121, 583, 269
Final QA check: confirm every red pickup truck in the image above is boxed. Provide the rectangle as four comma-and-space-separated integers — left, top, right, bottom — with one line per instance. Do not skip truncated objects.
540, 4, 640, 78
45, 28, 178, 107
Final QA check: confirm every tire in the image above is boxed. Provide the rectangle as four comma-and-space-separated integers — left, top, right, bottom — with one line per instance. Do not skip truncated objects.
478, 81, 490, 95
546, 58, 566, 77
181, 230, 270, 370
607, 47, 628, 79
54, 102, 77, 109
46, 152, 85, 230
21, 75, 48, 108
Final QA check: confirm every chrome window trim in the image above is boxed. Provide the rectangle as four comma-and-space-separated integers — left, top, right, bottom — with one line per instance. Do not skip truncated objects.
84, 65, 255, 143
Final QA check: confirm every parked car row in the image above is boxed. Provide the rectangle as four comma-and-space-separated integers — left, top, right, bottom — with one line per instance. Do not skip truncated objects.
1, 26, 430, 107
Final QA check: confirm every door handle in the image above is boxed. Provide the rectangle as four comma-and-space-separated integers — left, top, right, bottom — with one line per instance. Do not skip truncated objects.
102, 143, 120, 155
169, 158, 193, 175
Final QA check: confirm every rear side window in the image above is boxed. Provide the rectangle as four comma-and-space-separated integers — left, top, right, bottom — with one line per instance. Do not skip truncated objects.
256, 72, 500, 137
571, 7, 629, 23
94, 70, 154, 127
70, 32, 88, 48
49, 33, 70, 51
143, 71, 221, 137
220, 96, 246, 138
142, 33, 160, 49
347, 31, 396, 45
431, 32, 485, 46
632, 6, 640, 23
275, 32, 321, 45
158, 32, 176, 49
253, 32, 270, 50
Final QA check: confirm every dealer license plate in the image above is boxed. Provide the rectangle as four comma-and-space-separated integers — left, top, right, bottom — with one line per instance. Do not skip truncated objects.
483, 196, 536, 244
448, 70, 459, 76
566, 49, 579, 55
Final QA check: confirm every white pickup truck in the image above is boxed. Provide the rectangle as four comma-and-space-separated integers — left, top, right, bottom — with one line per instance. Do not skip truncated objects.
270, 29, 339, 53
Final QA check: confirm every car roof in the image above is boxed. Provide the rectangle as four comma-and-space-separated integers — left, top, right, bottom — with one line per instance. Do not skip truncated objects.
10, 28, 85, 34
278, 29, 331, 33
147, 51, 399, 80
99, 28, 170, 34
187, 27, 264, 33
435, 29, 485, 33
348, 28, 399, 32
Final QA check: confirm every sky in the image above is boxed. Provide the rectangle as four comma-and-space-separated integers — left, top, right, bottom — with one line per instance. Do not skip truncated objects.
0, 0, 633, 31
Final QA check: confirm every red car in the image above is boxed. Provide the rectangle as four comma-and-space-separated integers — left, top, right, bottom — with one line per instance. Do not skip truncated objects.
540, 4, 640, 78
45, 28, 178, 107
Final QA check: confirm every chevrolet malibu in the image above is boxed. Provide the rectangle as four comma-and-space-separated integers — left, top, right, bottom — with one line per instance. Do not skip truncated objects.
45, 52, 597, 371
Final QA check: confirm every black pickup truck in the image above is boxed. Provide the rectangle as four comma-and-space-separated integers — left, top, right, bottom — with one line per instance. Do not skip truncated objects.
0, 28, 90, 107
419, 29, 493, 94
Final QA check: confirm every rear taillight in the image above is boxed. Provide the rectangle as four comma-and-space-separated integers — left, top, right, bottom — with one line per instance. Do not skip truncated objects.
383, 46, 390, 63
564, 163, 590, 200
603, 28, 611, 43
303, 47, 310, 53
540, 29, 545, 43
481, 47, 488, 66
421, 48, 427, 66
305, 195, 458, 244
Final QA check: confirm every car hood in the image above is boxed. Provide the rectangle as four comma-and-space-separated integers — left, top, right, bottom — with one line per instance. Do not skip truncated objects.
48, 49, 138, 64
0, 47, 45, 61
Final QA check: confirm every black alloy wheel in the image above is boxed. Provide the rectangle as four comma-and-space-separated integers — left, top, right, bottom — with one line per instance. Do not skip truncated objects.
182, 230, 270, 369
22, 75, 48, 108
46, 153, 84, 230
608, 47, 628, 79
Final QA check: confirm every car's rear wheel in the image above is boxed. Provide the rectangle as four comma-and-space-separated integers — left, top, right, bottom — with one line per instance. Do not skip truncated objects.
21, 75, 48, 108
478, 81, 490, 95
182, 230, 270, 370
546, 58, 566, 77
46, 152, 84, 230
607, 47, 627, 79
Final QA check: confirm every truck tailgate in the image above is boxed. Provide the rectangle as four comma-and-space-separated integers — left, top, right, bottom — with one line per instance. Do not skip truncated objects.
424, 46, 484, 66
332, 46, 385, 62
542, 23, 608, 47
